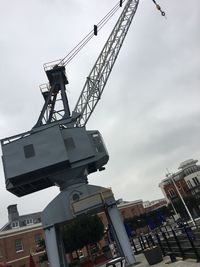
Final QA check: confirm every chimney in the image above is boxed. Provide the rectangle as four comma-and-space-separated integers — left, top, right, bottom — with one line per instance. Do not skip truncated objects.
7, 204, 19, 222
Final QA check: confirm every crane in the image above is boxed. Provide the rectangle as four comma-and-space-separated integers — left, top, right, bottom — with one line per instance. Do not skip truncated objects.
0, 0, 166, 266
1, 0, 139, 197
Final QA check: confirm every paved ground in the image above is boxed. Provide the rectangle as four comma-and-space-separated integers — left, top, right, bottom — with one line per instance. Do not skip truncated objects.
97, 254, 199, 267
134, 253, 198, 267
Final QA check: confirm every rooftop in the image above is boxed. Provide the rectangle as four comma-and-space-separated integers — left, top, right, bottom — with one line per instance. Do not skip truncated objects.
0, 204, 41, 232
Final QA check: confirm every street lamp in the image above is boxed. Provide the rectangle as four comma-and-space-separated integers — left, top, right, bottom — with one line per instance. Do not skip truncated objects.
167, 172, 195, 226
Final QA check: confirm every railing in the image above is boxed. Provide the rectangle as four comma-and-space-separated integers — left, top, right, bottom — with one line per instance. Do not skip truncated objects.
43, 59, 64, 72
130, 222, 200, 262
1, 130, 32, 145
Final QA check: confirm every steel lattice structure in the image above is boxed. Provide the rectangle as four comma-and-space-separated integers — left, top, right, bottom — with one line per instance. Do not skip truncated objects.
1, 0, 140, 143
73, 0, 139, 126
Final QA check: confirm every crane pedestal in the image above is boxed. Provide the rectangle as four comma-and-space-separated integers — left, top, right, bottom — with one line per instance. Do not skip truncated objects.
42, 183, 136, 267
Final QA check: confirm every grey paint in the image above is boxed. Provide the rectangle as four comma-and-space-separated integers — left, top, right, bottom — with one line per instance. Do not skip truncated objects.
2, 125, 68, 179
41, 183, 114, 227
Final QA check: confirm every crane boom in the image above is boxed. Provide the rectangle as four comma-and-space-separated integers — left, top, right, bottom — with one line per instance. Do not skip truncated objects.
74, 0, 139, 126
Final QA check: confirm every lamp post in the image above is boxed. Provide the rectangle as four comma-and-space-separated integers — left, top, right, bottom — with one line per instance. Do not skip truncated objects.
168, 173, 195, 226
170, 199, 178, 217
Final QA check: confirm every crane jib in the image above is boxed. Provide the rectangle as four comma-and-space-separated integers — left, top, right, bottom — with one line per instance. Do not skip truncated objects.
73, 0, 139, 127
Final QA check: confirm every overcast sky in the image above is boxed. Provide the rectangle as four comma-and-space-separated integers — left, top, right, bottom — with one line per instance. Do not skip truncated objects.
0, 0, 200, 227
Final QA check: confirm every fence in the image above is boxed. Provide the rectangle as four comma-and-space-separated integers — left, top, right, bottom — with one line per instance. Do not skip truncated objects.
130, 222, 200, 262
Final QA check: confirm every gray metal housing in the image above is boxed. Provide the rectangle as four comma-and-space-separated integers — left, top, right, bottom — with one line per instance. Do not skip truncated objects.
1, 125, 108, 196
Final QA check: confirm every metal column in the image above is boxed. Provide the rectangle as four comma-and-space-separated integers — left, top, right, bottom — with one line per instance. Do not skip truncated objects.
106, 204, 136, 265
44, 225, 68, 267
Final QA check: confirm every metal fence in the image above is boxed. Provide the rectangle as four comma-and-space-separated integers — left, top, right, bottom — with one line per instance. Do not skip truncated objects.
130, 223, 200, 262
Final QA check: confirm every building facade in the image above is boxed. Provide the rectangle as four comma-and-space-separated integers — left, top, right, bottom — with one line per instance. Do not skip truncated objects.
180, 159, 200, 200
0, 224, 46, 267
98, 199, 145, 226
159, 159, 200, 217
143, 199, 167, 213
0, 205, 46, 267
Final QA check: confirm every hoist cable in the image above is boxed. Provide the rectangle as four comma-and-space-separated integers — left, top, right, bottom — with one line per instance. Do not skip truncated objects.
58, 0, 126, 66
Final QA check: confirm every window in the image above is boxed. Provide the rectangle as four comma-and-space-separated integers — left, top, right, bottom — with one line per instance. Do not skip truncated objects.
177, 182, 182, 190
187, 180, 193, 189
192, 177, 200, 186
92, 133, 104, 153
26, 218, 33, 225
168, 188, 175, 198
64, 138, 75, 151
35, 233, 42, 245
15, 239, 23, 252
12, 221, 19, 228
24, 144, 35, 158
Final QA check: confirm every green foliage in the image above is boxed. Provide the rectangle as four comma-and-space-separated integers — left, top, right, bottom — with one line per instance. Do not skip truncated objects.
37, 239, 46, 249
37, 214, 104, 263
39, 253, 48, 263
37, 239, 48, 263
63, 214, 104, 254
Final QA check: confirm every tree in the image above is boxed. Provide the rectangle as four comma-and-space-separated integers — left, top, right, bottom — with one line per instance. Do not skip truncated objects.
37, 214, 104, 264
63, 214, 104, 260
37, 239, 48, 263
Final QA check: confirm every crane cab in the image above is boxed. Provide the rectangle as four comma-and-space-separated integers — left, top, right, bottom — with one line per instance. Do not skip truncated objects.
1, 125, 108, 197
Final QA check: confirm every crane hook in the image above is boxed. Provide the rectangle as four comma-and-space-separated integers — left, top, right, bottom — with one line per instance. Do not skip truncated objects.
152, 0, 166, 17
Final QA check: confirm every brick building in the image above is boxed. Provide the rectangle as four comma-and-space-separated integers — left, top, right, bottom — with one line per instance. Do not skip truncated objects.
159, 159, 200, 203
0, 205, 46, 267
143, 199, 167, 213
1, 205, 41, 232
96, 199, 145, 227
180, 159, 200, 200
159, 176, 189, 202
0, 223, 46, 267
159, 159, 200, 218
